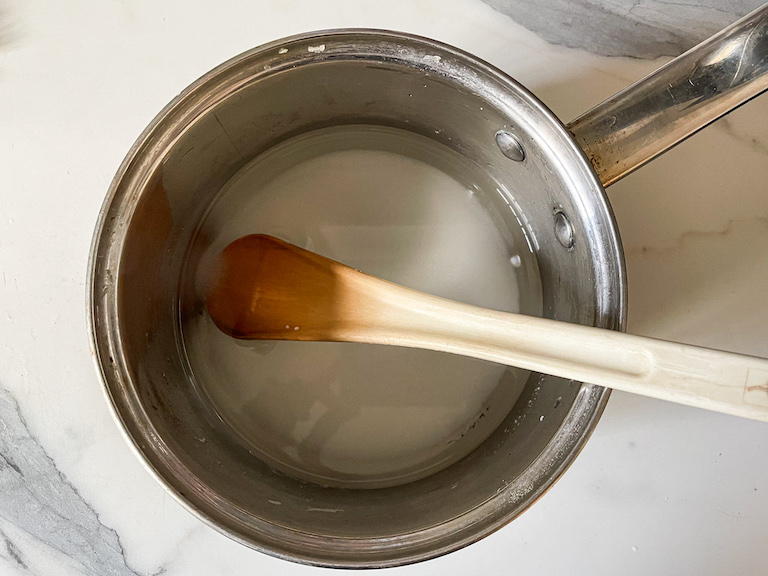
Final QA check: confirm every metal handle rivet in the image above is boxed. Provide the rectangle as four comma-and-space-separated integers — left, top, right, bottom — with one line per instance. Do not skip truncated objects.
495, 130, 525, 162
554, 211, 574, 250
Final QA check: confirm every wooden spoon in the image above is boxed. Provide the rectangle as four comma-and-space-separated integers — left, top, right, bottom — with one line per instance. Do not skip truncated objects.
206, 234, 768, 422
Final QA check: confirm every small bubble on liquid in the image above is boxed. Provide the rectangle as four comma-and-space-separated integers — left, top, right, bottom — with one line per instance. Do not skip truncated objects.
509, 254, 521, 267
285, 325, 290, 329
278, 48, 288, 54
294, 326, 300, 331
479, 106, 484, 110
408, 94, 413, 97
539, 415, 545, 422
631, 545, 638, 553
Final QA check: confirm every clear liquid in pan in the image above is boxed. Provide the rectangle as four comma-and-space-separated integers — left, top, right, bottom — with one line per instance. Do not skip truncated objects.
180, 125, 543, 489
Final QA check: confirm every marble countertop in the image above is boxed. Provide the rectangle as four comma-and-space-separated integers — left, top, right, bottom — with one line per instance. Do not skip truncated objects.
0, 0, 766, 574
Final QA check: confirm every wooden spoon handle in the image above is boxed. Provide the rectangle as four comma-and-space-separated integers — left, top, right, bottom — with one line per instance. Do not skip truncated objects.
355, 279, 768, 422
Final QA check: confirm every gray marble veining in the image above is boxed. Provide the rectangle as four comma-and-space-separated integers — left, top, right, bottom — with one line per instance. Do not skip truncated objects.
0, 528, 27, 570
718, 116, 768, 156
0, 388, 138, 576
482, 0, 762, 58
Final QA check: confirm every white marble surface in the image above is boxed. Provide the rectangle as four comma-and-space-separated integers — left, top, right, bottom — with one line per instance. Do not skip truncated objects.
0, 0, 766, 574
483, 0, 763, 57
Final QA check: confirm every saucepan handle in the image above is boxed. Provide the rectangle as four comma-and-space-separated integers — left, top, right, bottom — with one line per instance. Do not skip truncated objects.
567, 4, 768, 187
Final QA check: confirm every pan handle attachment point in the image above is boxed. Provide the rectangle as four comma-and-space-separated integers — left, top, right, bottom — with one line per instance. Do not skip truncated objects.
567, 5, 768, 187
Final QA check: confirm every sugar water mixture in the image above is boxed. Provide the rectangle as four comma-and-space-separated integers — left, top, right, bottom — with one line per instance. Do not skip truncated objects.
180, 125, 542, 488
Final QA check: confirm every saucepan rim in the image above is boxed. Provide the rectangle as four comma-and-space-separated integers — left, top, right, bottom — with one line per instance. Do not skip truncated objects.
87, 28, 624, 568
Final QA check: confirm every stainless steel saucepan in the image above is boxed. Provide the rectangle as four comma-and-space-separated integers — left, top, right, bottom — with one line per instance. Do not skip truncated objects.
88, 5, 768, 568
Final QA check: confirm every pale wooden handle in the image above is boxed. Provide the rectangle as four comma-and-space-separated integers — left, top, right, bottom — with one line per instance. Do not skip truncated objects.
360, 283, 768, 422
